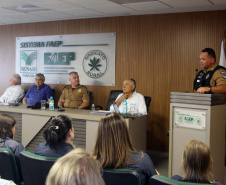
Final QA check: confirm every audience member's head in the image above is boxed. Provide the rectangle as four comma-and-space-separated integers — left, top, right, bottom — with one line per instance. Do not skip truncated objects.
46, 148, 105, 185
92, 112, 135, 168
44, 115, 74, 150
0, 114, 16, 139
10, 74, 21, 85
182, 140, 214, 183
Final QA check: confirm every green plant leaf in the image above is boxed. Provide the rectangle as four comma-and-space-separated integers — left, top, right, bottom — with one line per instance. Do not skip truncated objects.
88, 57, 102, 72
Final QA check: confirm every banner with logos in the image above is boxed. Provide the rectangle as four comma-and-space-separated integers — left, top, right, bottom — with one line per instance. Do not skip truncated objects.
16, 33, 116, 86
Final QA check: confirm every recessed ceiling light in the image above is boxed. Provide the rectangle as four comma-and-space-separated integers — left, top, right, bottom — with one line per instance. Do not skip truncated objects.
3, 4, 50, 13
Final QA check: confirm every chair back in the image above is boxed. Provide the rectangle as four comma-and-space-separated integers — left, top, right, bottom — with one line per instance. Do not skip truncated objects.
102, 168, 141, 185
144, 96, 151, 112
17, 91, 26, 103
149, 175, 212, 185
84, 91, 93, 109
0, 148, 21, 184
106, 90, 123, 110
19, 151, 58, 185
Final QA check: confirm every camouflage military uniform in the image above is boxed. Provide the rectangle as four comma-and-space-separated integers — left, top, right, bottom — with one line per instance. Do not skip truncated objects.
208, 63, 226, 87
194, 63, 226, 91
60, 85, 89, 108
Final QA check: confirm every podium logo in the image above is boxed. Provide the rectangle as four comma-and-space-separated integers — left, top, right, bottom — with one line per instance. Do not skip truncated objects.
83, 50, 107, 79
20, 50, 37, 73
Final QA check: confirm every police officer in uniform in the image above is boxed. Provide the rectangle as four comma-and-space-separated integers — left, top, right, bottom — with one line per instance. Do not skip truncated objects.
194, 48, 226, 94
58, 72, 90, 109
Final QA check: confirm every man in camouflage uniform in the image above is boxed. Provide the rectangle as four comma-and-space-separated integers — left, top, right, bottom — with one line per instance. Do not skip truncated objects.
58, 72, 90, 109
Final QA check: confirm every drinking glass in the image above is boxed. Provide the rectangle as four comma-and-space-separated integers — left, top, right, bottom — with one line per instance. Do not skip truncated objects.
130, 103, 137, 114
41, 100, 46, 110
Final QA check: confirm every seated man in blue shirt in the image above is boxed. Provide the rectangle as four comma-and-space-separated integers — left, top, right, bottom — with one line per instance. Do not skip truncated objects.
23, 73, 53, 105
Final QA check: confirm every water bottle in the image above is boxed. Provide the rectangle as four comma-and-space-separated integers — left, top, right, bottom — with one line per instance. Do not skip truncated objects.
122, 99, 127, 114
91, 104, 95, 112
49, 96, 54, 111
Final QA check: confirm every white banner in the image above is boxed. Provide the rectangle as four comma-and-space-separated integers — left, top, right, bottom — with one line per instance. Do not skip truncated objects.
16, 33, 116, 86
219, 40, 226, 68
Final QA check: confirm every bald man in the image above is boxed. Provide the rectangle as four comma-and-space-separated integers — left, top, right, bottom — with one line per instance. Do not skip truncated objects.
110, 78, 147, 115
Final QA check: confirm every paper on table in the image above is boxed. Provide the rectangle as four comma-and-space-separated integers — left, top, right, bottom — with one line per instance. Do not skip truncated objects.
91, 110, 112, 114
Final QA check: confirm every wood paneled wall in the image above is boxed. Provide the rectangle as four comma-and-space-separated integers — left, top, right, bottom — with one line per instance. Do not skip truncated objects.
0, 10, 225, 151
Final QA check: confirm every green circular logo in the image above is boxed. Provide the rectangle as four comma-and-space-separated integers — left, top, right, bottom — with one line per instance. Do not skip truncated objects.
83, 50, 107, 79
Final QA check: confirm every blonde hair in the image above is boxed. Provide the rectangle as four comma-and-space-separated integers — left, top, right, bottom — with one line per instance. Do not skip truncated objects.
92, 112, 136, 168
182, 140, 214, 183
46, 148, 105, 185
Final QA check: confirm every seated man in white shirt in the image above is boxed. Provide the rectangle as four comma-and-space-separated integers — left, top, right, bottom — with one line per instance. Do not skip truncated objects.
0, 74, 25, 103
110, 78, 147, 115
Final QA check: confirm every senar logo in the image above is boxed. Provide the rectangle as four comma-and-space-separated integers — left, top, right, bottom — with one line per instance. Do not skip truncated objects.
21, 51, 37, 65
20, 50, 37, 73
83, 50, 107, 79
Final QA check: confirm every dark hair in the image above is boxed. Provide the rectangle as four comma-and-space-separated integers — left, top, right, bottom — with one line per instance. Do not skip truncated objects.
69, 71, 78, 76
201, 48, 216, 61
44, 115, 72, 150
0, 114, 16, 139
130, 78, 136, 91
36, 73, 45, 80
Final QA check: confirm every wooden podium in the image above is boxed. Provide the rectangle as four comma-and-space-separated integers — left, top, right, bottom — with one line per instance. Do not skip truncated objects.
168, 92, 226, 183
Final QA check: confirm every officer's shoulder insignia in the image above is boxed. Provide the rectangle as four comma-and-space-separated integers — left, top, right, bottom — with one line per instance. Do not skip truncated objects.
81, 85, 88, 89
221, 72, 226, 79
63, 85, 70, 89
62, 85, 70, 93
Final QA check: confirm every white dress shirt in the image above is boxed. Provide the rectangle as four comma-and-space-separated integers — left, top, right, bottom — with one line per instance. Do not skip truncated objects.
0, 85, 24, 103
0, 179, 16, 185
110, 91, 147, 115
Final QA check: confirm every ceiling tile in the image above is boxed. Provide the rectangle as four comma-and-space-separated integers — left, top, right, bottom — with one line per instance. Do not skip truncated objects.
0, 0, 27, 7
210, 0, 226, 5
60, 0, 117, 7
30, 10, 75, 19
62, 8, 102, 16
0, 8, 26, 15
17, 0, 59, 3
28, 1, 80, 10
160, 0, 211, 8
123, 1, 171, 10
7, 13, 48, 21
89, 4, 134, 13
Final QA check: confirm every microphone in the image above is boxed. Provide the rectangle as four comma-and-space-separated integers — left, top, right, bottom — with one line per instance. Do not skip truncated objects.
195, 69, 198, 76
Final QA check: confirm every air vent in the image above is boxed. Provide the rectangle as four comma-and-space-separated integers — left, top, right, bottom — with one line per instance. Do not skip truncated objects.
3, 4, 49, 13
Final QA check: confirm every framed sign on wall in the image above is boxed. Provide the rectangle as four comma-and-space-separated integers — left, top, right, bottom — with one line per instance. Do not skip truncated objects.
16, 33, 116, 86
